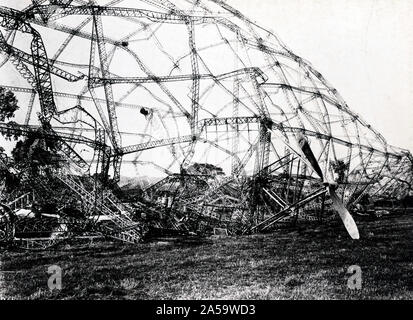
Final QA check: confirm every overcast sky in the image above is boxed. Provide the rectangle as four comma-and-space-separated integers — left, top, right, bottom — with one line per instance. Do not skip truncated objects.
227, 0, 413, 152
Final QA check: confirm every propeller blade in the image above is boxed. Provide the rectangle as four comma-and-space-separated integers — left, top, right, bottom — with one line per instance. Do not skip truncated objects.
329, 186, 360, 239
297, 133, 324, 179
295, 133, 360, 239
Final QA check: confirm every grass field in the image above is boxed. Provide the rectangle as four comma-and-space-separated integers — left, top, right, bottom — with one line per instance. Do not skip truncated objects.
0, 213, 412, 300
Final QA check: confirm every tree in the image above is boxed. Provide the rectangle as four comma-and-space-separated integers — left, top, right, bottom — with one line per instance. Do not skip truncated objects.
187, 163, 224, 176
0, 87, 20, 141
0, 87, 19, 122
0, 88, 61, 195
331, 160, 349, 184
0, 87, 20, 192
11, 130, 62, 171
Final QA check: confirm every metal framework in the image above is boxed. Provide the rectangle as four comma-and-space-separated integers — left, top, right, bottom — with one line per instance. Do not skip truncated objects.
0, 0, 412, 248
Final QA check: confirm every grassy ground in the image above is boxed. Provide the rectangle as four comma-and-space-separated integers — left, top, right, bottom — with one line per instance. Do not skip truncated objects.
0, 213, 412, 300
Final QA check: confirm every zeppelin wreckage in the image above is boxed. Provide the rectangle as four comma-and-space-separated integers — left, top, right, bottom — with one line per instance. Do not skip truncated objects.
0, 0, 412, 249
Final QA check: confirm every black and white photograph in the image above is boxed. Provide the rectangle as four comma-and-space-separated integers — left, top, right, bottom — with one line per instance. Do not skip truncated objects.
0, 0, 412, 307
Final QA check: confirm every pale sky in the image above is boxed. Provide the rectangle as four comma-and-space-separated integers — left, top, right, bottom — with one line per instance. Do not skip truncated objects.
227, 0, 413, 152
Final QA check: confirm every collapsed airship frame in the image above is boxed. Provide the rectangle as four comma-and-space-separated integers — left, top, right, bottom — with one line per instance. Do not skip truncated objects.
0, 0, 412, 248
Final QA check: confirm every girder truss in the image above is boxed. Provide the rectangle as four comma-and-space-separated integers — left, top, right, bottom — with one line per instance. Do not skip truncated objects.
0, 0, 412, 242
